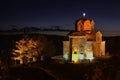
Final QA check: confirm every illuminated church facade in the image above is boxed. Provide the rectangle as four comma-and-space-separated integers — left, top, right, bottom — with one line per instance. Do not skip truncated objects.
63, 16, 105, 63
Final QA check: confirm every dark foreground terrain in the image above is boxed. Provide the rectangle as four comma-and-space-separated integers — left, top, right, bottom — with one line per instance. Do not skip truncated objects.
1, 56, 120, 80
39, 58, 120, 80
6, 66, 56, 80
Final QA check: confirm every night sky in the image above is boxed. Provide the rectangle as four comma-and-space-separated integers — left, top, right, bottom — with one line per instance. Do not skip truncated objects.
0, 0, 120, 31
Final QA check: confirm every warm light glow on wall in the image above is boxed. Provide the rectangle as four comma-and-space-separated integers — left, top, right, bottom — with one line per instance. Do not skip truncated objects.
72, 53, 78, 63
83, 20, 92, 31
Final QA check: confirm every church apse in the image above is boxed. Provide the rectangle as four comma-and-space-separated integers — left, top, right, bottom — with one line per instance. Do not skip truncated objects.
63, 16, 106, 63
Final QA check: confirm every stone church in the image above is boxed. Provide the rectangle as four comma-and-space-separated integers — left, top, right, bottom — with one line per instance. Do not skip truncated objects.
63, 16, 105, 63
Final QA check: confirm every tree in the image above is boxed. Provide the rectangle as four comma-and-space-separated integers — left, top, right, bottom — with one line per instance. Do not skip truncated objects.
12, 37, 40, 64
12, 35, 56, 64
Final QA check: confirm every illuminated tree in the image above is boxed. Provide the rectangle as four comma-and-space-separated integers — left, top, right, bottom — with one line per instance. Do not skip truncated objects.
12, 35, 56, 64
12, 37, 40, 64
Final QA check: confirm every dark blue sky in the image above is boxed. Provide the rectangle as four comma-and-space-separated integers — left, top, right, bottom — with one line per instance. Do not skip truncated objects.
0, 0, 120, 30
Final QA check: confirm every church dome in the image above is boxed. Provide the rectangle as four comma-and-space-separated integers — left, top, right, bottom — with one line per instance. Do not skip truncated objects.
75, 17, 94, 33
68, 16, 96, 41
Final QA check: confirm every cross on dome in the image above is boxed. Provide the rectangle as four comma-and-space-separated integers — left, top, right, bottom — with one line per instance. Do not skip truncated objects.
83, 13, 86, 17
